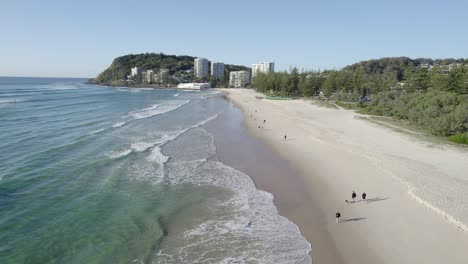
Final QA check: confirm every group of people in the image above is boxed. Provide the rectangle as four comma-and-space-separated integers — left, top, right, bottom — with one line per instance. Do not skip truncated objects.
336, 190, 367, 223
251, 110, 289, 141
257, 119, 267, 130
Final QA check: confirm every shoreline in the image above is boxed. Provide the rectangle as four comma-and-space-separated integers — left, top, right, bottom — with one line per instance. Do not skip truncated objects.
204, 97, 342, 263
218, 88, 468, 263
87, 82, 178, 89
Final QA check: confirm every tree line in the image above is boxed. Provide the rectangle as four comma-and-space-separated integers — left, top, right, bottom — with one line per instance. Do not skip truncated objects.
252, 57, 468, 140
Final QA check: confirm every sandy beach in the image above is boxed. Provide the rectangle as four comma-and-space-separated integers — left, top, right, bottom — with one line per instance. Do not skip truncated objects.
218, 88, 468, 264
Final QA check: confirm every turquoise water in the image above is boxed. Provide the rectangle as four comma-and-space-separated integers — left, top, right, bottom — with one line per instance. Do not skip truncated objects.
0, 77, 310, 263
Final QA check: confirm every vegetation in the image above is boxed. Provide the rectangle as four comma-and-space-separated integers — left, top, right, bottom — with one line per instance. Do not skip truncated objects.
90, 53, 195, 84
449, 133, 468, 144
358, 91, 468, 136
265, 96, 294, 100
251, 57, 468, 143
89, 53, 249, 87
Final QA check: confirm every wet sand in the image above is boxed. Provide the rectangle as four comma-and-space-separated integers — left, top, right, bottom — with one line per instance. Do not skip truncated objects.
217, 88, 468, 264
204, 97, 343, 263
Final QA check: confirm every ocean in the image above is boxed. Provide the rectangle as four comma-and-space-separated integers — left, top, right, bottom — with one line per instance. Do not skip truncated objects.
0, 77, 311, 263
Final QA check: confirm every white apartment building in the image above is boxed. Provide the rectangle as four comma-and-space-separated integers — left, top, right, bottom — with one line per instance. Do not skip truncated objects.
211, 62, 225, 79
229, 71, 251, 88
194, 58, 209, 78
251, 62, 274, 79
144, 70, 155, 83
131, 67, 142, 77
155, 69, 170, 83
177, 83, 211, 90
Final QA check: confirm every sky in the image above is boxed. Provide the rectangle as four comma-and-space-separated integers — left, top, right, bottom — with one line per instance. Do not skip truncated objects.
0, 0, 467, 78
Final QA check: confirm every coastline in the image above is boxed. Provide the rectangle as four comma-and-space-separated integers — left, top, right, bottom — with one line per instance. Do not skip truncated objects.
217, 88, 468, 263
86, 82, 178, 89
203, 99, 341, 263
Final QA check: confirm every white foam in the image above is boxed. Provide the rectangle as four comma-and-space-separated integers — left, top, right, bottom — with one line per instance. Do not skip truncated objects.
123, 146, 169, 185
147, 146, 170, 164
0, 99, 21, 104
155, 128, 311, 263
107, 149, 132, 159
130, 142, 155, 152
157, 160, 311, 263
130, 100, 190, 120
112, 122, 126, 128
173, 93, 180, 97
88, 128, 106, 135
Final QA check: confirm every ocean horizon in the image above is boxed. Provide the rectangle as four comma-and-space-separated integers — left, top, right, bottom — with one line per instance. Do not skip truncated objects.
0, 77, 310, 263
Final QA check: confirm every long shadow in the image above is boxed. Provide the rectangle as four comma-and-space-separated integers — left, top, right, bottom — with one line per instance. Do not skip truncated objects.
366, 197, 389, 203
340, 217, 367, 223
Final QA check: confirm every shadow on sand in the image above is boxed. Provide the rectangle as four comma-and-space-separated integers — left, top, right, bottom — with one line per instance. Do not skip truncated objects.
346, 197, 389, 204
366, 197, 389, 203
340, 217, 367, 223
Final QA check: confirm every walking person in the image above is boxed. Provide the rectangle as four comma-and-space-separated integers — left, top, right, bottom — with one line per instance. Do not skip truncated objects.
336, 211, 341, 223
352, 191, 357, 202
263, 119, 266, 124
284, 135, 287, 140
362, 192, 367, 202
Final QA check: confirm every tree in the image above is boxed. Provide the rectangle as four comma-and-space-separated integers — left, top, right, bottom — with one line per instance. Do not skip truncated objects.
406, 67, 429, 92
321, 71, 340, 96
301, 72, 323, 97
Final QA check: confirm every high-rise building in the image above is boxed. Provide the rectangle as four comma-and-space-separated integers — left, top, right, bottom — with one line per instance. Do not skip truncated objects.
251, 62, 274, 79
211, 62, 224, 79
229, 71, 251, 88
131, 67, 142, 77
194, 58, 209, 78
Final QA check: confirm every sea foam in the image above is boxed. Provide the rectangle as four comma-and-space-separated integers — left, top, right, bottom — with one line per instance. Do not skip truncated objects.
130, 100, 190, 120
155, 127, 312, 263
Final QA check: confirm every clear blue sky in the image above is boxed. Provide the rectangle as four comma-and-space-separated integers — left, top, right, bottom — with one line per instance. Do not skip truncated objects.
1, 0, 467, 78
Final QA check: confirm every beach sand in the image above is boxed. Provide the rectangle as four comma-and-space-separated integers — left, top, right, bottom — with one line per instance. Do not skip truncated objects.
217, 88, 468, 264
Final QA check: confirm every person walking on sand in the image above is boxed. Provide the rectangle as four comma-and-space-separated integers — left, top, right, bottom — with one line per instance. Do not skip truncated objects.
362, 192, 367, 202
336, 211, 341, 223
352, 191, 357, 202
263, 119, 266, 124
284, 135, 287, 140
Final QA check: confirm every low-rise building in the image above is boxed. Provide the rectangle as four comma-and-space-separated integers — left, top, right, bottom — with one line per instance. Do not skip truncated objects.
229, 71, 250, 88
131, 67, 142, 77
155, 69, 170, 83
177, 82, 211, 90
144, 70, 155, 83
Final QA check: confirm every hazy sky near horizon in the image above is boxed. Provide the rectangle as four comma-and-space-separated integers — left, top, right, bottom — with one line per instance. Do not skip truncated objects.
1, 0, 467, 78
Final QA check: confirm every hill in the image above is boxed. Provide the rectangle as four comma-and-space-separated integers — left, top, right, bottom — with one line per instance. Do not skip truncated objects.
89, 53, 250, 86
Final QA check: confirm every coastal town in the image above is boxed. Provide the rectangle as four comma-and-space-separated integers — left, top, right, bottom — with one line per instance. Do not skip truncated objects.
126, 57, 274, 89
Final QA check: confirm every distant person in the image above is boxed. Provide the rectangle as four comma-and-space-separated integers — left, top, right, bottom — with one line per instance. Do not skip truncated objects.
263, 119, 266, 124
352, 191, 357, 202
258, 126, 260, 129
362, 192, 367, 202
284, 135, 287, 140
336, 211, 341, 223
